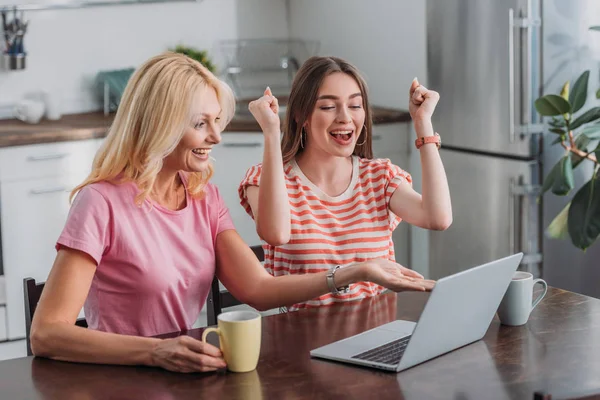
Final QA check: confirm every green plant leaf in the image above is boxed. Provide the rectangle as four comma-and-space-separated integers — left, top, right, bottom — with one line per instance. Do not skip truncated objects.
596, 145, 600, 164
551, 136, 564, 145
597, 88, 600, 99
570, 107, 600, 130
546, 202, 571, 240
549, 117, 566, 128
590, 26, 600, 31
569, 70, 590, 114
568, 176, 600, 250
571, 134, 592, 167
535, 95, 571, 116
581, 123, 600, 139
541, 160, 561, 195
549, 128, 566, 135
552, 155, 575, 195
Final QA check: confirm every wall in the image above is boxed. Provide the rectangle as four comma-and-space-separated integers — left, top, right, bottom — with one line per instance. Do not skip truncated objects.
235, 0, 289, 39
288, 0, 427, 110
0, 0, 238, 118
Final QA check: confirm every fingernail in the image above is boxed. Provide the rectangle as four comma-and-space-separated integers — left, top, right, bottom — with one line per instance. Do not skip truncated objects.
413, 77, 418, 82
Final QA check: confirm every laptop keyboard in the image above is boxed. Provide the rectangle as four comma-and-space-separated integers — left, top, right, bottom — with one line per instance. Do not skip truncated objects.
351, 335, 412, 365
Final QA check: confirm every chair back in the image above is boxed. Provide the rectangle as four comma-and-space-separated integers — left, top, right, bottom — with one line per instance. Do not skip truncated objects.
534, 391, 600, 400
206, 245, 264, 326
23, 277, 87, 356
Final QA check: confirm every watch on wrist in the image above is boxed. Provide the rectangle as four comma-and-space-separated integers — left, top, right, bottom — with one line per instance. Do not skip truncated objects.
327, 265, 350, 295
415, 132, 441, 150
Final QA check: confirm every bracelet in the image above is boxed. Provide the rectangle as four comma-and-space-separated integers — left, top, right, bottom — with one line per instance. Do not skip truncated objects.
415, 132, 441, 150
326, 265, 350, 295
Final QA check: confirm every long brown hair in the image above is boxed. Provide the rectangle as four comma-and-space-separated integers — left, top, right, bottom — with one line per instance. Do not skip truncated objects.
281, 56, 373, 164
71, 52, 235, 205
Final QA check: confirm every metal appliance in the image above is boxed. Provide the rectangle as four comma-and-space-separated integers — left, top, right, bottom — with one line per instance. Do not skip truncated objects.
426, 0, 600, 298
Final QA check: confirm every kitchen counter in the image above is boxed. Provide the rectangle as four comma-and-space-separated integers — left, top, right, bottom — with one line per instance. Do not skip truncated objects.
0, 107, 411, 148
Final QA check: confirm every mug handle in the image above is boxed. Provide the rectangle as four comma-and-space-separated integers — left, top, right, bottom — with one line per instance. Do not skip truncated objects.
531, 279, 548, 311
14, 105, 27, 122
202, 327, 221, 345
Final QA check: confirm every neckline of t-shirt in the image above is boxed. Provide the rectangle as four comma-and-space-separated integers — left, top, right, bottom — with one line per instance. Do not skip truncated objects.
290, 156, 358, 201
144, 171, 191, 215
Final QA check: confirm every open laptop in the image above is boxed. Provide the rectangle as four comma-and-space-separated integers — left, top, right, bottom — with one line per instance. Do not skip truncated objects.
310, 253, 523, 372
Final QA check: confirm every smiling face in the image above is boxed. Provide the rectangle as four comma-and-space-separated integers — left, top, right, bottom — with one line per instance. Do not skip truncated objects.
162, 86, 222, 173
303, 72, 366, 158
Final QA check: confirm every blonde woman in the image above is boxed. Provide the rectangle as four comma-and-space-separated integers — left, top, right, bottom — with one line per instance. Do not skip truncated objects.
31, 52, 434, 374
239, 56, 452, 311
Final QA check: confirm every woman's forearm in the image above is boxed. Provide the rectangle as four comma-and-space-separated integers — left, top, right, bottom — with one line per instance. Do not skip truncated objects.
31, 322, 159, 366
414, 118, 452, 230
246, 264, 367, 311
256, 132, 291, 245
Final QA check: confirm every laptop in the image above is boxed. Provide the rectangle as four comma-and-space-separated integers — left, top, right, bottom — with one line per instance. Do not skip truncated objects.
309, 252, 523, 372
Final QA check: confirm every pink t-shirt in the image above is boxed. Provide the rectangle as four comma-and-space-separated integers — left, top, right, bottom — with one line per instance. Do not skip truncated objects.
56, 173, 235, 337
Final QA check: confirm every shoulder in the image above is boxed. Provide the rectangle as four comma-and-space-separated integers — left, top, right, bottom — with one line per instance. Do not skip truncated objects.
357, 157, 397, 173
73, 179, 138, 210
356, 157, 412, 182
202, 181, 222, 199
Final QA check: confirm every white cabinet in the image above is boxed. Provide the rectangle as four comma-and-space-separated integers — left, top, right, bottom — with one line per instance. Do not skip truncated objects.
0, 139, 102, 340
211, 133, 264, 246
372, 123, 412, 268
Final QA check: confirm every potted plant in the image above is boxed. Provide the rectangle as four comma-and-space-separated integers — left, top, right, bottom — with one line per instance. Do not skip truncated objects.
535, 27, 600, 251
172, 45, 217, 74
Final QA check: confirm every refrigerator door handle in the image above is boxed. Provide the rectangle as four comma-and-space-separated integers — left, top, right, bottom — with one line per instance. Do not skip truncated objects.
508, 8, 516, 143
509, 177, 516, 253
510, 4, 543, 140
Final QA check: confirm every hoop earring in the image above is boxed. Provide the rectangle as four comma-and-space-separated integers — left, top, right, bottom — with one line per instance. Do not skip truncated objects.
356, 125, 367, 146
300, 127, 306, 149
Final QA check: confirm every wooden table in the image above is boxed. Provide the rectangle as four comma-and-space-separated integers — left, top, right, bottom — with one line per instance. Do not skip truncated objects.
1, 287, 600, 400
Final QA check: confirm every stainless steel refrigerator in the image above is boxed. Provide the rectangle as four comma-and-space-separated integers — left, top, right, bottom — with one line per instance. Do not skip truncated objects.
425, 0, 600, 298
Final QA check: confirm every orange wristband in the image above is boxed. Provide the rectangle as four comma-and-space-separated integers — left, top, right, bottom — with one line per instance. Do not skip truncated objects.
415, 132, 441, 150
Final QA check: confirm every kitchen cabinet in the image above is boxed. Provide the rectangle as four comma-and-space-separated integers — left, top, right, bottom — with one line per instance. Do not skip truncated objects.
372, 123, 411, 268
210, 133, 264, 247
0, 139, 102, 340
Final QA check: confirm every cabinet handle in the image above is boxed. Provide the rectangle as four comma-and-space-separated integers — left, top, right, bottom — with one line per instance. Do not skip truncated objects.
372, 135, 382, 141
30, 187, 68, 195
223, 143, 262, 148
27, 153, 69, 162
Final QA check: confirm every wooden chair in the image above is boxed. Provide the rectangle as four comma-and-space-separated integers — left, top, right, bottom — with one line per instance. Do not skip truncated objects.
206, 245, 264, 326
534, 391, 600, 400
23, 277, 88, 357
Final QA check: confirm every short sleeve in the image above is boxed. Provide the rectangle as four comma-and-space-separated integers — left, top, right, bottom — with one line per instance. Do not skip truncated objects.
237, 163, 263, 220
212, 185, 235, 235
380, 159, 412, 229
383, 160, 412, 205
56, 186, 112, 265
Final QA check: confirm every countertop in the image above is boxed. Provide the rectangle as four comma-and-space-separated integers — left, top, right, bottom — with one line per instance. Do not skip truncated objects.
0, 106, 411, 148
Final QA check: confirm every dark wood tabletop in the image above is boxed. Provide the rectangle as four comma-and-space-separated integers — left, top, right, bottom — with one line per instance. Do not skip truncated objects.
1, 287, 599, 400
0, 106, 411, 148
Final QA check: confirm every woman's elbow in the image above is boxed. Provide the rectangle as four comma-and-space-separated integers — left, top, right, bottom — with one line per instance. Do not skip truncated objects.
257, 228, 290, 247
30, 324, 53, 358
430, 214, 453, 231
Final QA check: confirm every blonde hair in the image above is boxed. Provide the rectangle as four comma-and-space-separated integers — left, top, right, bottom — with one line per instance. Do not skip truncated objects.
71, 52, 235, 205
282, 56, 373, 164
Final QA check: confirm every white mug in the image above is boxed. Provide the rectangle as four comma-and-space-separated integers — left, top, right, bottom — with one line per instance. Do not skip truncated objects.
42, 92, 62, 120
497, 271, 547, 326
14, 99, 45, 124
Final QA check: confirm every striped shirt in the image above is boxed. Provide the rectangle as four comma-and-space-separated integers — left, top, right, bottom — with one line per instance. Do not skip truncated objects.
238, 156, 412, 311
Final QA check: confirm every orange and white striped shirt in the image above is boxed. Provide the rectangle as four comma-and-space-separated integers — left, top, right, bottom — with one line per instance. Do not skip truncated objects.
238, 156, 412, 311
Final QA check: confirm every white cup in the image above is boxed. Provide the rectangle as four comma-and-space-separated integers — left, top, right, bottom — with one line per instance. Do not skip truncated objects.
497, 271, 547, 326
42, 91, 62, 120
14, 99, 46, 124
